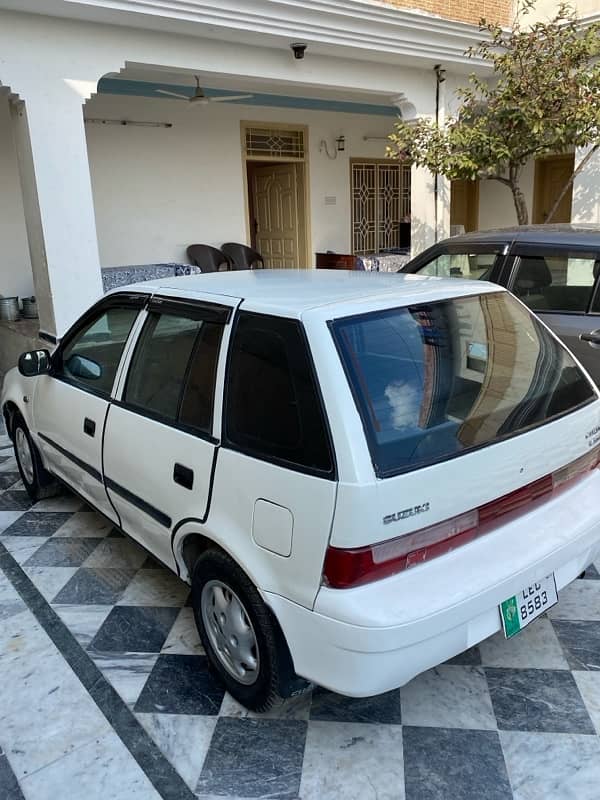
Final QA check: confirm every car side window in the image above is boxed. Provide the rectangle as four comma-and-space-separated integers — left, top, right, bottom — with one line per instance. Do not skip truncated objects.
419, 252, 498, 280
224, 312, 333, 475
512, 253, 598, 313
58, 306, 139, 396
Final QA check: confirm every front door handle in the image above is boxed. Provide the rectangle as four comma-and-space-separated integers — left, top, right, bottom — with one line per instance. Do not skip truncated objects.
83, 417, 96, 437
173, 463, 194, 490
580, 330, 600, 345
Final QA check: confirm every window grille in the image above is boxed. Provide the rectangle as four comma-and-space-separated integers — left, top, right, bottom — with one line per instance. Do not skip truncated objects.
245, 127, 305, 160
351, 161, 411, 256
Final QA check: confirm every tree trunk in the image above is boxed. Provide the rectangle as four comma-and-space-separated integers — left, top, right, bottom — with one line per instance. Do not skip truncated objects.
510, 181, 529, 225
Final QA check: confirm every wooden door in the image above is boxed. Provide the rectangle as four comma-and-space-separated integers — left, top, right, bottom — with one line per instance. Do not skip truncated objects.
253, 164, 299, 268
533, 155, 575, 223
451, 180, 479, 233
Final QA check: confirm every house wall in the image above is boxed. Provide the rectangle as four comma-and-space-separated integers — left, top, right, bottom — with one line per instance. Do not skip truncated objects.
85, 93, 397, 267
0, 94, 34, 299
381, 0, 512, 25
528, 0, 599, 22
477, 160, 536, 230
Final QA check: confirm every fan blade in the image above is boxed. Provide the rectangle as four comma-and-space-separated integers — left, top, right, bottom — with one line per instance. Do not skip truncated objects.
209, 94, 254, 103
155, 89, 190, 100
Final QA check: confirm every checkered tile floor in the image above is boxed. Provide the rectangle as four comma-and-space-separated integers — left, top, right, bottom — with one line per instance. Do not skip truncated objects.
1, 428, 600, 799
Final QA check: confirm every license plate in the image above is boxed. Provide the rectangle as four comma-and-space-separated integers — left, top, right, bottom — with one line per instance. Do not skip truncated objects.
500, 574, 558, 638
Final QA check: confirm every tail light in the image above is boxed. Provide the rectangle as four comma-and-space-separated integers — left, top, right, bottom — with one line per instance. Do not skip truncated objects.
323, 445, 600, 589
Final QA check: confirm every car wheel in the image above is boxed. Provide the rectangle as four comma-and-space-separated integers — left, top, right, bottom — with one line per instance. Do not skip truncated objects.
191, 548, 308, 711
13, 415, 60, 502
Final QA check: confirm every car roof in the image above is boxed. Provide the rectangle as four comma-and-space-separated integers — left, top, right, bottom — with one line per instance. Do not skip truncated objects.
112, 269, 500, 318
446, 223, 600, 249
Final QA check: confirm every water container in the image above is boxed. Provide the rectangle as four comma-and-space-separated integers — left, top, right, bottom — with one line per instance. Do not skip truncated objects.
0, 297, 20, 321
22, 296, 38, 319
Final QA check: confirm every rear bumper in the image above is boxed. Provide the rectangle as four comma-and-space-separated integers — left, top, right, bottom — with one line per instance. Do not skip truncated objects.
267, 472, 600, 697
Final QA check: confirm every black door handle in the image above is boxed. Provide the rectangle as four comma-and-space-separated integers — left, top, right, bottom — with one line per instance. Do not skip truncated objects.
580, 332, 600, 345
83, 417, 96, 437
173, 463, 194, 490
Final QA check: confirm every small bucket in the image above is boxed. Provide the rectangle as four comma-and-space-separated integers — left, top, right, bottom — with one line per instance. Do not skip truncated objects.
22, 296, 38, 319
0, 296, 20, 322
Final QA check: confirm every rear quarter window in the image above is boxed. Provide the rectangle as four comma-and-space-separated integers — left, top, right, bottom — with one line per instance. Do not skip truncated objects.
331, 291, 596, 477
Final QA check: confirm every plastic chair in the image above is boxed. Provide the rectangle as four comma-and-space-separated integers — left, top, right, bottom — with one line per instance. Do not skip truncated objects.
221, 243, 265, 270
186, 245, 230, 273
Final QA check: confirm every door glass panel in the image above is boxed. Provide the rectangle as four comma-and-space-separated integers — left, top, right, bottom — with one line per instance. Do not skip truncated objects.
418, 252, 497, 280
179, 322, 223, 434
60, 306, 139, 396
512, 254, 597, 312
124, 313, 203, 421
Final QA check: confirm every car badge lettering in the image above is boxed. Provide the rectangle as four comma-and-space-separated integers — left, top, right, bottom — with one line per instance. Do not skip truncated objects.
383, 502, 430, 526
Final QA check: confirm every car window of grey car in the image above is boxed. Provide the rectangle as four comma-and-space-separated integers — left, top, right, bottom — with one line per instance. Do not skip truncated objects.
511, 253, 598, 313
417, 252, 498, 281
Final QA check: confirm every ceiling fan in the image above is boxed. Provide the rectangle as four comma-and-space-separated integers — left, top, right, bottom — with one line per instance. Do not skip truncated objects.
155, 76, 253, 106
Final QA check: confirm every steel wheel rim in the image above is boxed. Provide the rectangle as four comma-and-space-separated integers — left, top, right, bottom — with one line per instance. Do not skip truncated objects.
200, 579, 260, 685
15, 428, 34, 485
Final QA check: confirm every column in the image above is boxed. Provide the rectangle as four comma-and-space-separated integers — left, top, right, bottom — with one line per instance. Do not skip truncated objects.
571, 145, 600, 224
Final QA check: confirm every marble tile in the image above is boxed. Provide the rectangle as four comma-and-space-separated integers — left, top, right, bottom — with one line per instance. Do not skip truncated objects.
137, 712, 217, 790
444, 645, 482, 666
485, 667, 595, 734
90, 605, 179, 654
0, 602, 27, 622
219, 689, 312, 721
403, 726, 511, 800
24, 536, 103, 567
160, 607, 204, 656
32, 493, 85, 513
500, 730, 600, 800
401, 665, 496, 730
142, 554, 164, 569
549, 580, 600, 621
0, 472, 21, 489
83, 537, 147, 570
0, 511, 24, 533
93, 652, 158, 707
22, 565, 78, 602
0, 570, 21, 603
479, 618, 569, 670
551, 620, 600, 671
2, 511, 73, 537
53, 510, 114, 538
53, 604, 112, 648
52, 567, 138, 605
0, 749, 25, 800
0, 535, 47, 564
117, 568, 190, 607
135, 654, 225, 715
0, 492, 33, 512
309, 687, 402, 725
573, 671, 600, 735
300, 720, 404, 800
196, 717, 306, 798
582, 563, 600, 580
20, 730, 161, 800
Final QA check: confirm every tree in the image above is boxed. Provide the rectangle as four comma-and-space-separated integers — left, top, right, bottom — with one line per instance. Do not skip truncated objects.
387, 2, 600, 225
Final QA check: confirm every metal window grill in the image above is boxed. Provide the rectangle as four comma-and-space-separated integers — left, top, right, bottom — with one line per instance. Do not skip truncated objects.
245, 127, 305, 160
351, 161, 411, 255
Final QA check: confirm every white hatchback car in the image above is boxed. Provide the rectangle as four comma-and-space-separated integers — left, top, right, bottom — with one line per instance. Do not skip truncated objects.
3, 271, 600, 711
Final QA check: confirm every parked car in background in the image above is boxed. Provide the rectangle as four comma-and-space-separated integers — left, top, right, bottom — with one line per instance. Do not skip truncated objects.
3, 271, 600, 710
401, 225, 600, 384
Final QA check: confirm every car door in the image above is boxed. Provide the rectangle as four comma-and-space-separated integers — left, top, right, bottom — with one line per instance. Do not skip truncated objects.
33, 295, 143, 520
506, 247, 600, 384
102, 296, 234, 569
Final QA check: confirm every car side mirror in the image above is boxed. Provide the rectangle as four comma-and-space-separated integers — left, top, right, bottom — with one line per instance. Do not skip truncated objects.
18, 349, 51, 377
65, 353, 102, 381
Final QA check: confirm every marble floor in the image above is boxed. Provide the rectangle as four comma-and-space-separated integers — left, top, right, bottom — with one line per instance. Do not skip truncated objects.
1, 428, 600, 799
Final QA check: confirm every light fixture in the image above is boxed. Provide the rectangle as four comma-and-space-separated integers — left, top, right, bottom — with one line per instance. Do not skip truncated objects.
319, 135, 345, 159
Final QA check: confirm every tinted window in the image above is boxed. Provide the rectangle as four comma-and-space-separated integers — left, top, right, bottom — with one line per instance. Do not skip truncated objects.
225, 313, 333, 474
179, 322, 222, 434
59, 306, 139, 396
125, 313, 203, 421
332, 292, 595, 477
512, 253, 598, 313
418, 252, 498, 280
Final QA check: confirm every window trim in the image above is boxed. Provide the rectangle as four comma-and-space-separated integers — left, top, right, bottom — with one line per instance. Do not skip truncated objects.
221, 310, 337, 480
118, 300, 227, 443
50, 293, 147, 400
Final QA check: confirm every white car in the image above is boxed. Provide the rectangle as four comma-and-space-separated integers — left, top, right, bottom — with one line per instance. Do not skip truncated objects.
3, 270, 600, 711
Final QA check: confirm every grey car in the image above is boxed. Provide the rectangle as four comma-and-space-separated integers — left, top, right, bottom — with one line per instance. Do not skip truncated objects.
401, 224, 600, 384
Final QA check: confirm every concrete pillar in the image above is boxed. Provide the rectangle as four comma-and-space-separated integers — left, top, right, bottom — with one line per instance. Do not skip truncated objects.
9, 79, 103, 338
571, 145, 600, 224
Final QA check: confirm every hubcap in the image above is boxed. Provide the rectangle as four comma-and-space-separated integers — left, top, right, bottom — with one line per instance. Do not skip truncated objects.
15, 427, 34, 485
200, 580, 260, 685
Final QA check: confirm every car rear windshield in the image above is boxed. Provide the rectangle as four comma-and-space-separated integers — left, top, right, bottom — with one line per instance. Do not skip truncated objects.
331, 291, 596, 477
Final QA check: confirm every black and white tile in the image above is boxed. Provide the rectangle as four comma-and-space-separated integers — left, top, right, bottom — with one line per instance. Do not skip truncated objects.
1, 458, 600, 799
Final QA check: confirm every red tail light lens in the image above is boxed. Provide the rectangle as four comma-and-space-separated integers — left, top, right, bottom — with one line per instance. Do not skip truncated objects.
323, 446, 600, 589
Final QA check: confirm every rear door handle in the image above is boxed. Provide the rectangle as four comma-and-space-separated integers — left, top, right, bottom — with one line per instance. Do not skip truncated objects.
83, 417, 96, 437
173, 463, 194, 490
580, 331, 600, 345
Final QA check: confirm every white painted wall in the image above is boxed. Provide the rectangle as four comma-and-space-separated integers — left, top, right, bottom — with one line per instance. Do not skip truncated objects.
0, 95, 34, 299
477, 160, 536, 229
85, 93, 397, 266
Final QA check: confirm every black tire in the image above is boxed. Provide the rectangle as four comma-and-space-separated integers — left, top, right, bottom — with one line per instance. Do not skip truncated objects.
191, 548, 309, 712
12, 414, 60, 502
